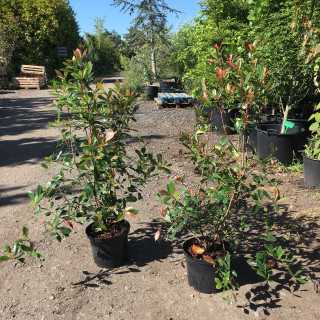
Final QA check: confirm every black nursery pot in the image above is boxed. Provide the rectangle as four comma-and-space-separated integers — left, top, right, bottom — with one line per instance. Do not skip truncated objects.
195, 106, 236, 135
183, 238, 219, 294
256, 123, 305, 165
159, 81, 173, 91
143, 85, 158, 100
303, 154, 320, 188
86, 220, 130, 268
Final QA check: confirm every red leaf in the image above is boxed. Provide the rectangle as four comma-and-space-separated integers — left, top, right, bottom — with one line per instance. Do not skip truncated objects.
192, 244, 205, 254
248, 43, 253, 50
226, 60, 237, 69
203, 255, 216, 266
267, 259, 275, 268
63, 220, 73, 229
128, 212, 136, 218
214, 44, 219, 50
160, 207, 167, 217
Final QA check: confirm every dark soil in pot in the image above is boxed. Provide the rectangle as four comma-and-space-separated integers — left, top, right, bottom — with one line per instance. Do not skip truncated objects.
86, 219, 130, 268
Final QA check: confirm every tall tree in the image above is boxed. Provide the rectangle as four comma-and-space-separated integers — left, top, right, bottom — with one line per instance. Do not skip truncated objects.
0, 0, 80, 76
112, 0, 181, 81
84, 17, 121, 72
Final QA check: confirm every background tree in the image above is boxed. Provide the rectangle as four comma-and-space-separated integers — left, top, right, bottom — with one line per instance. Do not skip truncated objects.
173, 0, 319, 115
173, 0, 250, 93
121, 30, 176, 91
0, 13, 21, 77
112, 0, 181, 82
84, 17, 121, 73
247, 0, 320, 117
0, 0, 80, 77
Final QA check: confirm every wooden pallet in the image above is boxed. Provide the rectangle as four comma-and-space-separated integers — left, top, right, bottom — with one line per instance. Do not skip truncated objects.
155, 92, 192, 109
12, 65, 47, 89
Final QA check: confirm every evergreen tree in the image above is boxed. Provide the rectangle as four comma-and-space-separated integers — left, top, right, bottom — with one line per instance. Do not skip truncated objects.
112, 0, 181, 81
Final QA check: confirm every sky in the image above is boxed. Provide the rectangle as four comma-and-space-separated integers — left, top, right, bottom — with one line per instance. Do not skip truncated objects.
68, 0, 201, 37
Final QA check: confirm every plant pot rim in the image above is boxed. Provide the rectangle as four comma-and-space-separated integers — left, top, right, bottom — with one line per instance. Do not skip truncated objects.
302, 153, 320, 162
183, 238, 215, 266
182, 237, 231, 266
256, 123, 305, 136
85, 219, 130, 241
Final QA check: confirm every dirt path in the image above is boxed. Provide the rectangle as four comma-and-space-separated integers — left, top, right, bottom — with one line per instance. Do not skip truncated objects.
0, 88, 319, 320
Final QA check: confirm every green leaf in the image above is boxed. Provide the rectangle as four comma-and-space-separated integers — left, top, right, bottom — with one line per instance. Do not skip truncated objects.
295, 277, 307, 284
220, 135, 228, 146
41, 163, 48, 169
256, 270, 266, 279
247, 259, 257, 267
309, 122, 319, 132
0, 256, 12, 262
5, 245, 11, 253
58, 227, 72, 237
50, 232, 62, 242
167, 181, 175, 196
215, 278, 223, 289
33, 252, 43, 258
22, 226, 28, 238
20, 245, 31, 252
28, 190, 35, 201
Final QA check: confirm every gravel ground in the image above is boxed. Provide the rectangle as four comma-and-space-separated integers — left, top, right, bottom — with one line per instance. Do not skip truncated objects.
0, 85, 319, 320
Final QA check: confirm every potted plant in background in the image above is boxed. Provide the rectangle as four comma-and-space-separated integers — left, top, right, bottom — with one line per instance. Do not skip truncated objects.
195, 41, 272, 140
194, 42, 238, 135
0, 49, 171, 267
303, 103, 320, 188
156, 43, 306, 299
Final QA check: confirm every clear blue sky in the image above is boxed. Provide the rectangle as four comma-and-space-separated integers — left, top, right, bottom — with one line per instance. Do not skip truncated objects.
68, 0, 201, 37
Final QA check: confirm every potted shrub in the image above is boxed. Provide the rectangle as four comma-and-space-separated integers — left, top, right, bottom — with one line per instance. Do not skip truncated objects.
194, 42, 238, 135
303, 103, 320, 188
156, 43, 306, 299
156, 127, 306, 298
195, 41, 271, 138
0, 49, 170, 267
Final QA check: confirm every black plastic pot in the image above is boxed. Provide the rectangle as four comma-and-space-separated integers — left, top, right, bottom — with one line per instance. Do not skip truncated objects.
303, 154, 320, 188
159, 81, 173, 91
256, 123, 305, 165
195, 106, 236, 135
86, 220, 130, 268
143, 85, 158, 100
183, 238, 218, 294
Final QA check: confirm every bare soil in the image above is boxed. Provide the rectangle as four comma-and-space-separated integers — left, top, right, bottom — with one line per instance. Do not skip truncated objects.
0, 82, 319, 320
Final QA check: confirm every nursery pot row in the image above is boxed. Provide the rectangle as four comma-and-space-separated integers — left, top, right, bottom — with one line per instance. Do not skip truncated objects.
86, 222, 222, 294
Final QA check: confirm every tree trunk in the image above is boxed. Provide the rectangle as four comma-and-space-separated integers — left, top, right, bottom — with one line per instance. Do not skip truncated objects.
150, 29, 157, 82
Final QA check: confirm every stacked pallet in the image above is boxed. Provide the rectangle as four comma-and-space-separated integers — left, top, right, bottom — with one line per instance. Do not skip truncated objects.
12, 65, 47, 89
154, 92, 192, 109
